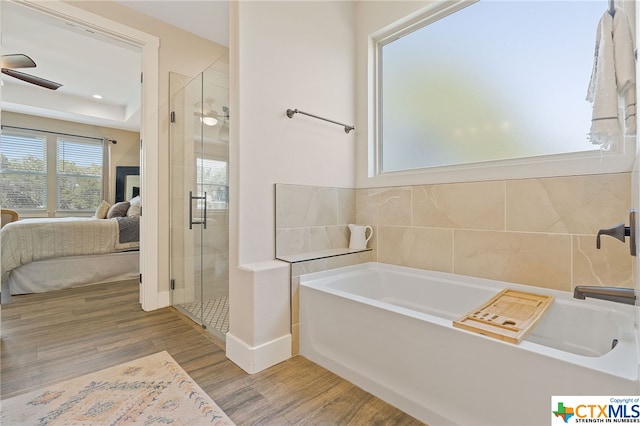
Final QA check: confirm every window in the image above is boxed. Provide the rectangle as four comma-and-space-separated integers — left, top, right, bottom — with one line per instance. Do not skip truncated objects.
375, 1, 628, 175
196, 157, 228, 210
0, 132, 47, 209
1, 128, 106, 214
56, 137, 104, 211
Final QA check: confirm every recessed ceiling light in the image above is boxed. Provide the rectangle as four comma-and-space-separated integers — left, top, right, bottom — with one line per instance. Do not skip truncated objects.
92, 94, 103, 100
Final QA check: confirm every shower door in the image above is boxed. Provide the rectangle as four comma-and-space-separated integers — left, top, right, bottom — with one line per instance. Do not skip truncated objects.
169, 56, 229, 341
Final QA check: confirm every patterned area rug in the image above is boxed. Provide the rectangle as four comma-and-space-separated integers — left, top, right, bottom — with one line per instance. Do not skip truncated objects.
1, 351, 235, 425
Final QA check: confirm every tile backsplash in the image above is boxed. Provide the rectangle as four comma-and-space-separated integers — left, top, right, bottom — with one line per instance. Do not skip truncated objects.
357, 173, 633, 292
277, 173, 634, 293
275, 184, 355, 257
277, 174, 635, 354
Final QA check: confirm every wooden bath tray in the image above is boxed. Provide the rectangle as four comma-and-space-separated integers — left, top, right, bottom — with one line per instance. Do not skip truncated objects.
453, 289, 554, 344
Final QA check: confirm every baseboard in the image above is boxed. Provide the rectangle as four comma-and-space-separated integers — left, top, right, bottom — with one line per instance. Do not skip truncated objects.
226, 332, 291, 374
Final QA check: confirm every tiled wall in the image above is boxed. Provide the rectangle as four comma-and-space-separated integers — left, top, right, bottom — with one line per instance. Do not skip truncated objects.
357, 173, 634, 292
275, 184, 373, 355
277, 174, 634, 355
275, 184, 356, 256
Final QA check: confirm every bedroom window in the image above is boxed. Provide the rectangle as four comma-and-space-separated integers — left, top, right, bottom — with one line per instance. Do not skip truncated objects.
0, 133, 47, 209
0, 128, 106, 215
197, 157, 228, 211
56, 137, 103, 211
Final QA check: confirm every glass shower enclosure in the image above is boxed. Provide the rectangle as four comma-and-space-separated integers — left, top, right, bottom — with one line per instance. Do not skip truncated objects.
169, 55, 229, 341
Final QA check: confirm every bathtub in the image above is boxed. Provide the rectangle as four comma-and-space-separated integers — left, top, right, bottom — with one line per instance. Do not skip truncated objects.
299, 262, 639, 426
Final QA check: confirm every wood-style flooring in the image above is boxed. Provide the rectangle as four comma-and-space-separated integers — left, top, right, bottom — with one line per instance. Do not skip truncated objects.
0, 280, 424, 425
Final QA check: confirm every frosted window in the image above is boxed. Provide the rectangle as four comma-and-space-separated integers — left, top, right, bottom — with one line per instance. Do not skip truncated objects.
380, 1, 606, 172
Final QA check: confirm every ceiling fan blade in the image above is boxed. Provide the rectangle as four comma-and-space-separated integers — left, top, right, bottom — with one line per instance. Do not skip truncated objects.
1, 54, 36, 69
1, 68, 62, 90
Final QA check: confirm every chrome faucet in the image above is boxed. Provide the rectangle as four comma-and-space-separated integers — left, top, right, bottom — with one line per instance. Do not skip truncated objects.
573, 286, 636, 305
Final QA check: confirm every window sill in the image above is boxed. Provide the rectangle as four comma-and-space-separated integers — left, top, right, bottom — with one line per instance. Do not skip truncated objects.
364, 139, 636, 187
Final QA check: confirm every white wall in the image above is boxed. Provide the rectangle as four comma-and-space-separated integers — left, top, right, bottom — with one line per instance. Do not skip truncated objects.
234, 1, 357, 265
228, 0, 356, 372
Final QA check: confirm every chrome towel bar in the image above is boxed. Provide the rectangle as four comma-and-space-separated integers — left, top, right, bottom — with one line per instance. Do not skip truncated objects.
286, 108, 355, 134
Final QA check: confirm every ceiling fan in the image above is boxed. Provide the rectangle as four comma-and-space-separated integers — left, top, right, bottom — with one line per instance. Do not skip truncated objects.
1, 54, 62, 90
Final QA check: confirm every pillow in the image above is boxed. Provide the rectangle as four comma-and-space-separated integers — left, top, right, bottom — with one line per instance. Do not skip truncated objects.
127, 195, 141, 217
106, 201, 130, 218
94, 200, 111, 219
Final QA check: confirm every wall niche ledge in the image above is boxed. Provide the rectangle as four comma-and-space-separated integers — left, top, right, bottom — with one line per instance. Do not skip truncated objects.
276, 248, 372, 264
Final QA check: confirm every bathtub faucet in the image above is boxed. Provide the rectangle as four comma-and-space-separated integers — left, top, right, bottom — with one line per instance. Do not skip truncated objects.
573, 286, 636, 305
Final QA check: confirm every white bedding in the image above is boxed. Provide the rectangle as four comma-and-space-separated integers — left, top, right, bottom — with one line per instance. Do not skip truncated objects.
1, 217, 133, 282
4, 251, 139, 296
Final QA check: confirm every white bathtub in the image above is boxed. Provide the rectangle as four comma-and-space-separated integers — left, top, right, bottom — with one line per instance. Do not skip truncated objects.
299, 262, 640, 426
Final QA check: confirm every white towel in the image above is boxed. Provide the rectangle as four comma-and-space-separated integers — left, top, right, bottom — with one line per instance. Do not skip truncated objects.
586, 6, 636, 149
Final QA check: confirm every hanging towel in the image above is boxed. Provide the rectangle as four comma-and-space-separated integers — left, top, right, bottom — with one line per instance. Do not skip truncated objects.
586, 6, 636, 149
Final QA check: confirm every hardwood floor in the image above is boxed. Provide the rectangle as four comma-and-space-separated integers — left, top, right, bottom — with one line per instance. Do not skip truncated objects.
0, 280, 424, 425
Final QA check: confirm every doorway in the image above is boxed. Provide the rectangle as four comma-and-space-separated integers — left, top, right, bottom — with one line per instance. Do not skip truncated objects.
169, 56, 230, 341
1, 0, 160, 309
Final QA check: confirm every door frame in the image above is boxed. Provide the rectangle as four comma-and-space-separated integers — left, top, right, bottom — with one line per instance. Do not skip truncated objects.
14, 0, 160, 310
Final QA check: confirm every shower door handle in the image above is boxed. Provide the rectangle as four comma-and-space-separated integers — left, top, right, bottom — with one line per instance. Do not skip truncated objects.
189, 191, 207, 229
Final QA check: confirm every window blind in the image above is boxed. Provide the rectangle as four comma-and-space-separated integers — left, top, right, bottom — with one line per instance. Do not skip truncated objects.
0, 133, 47, 209
56, 137, 103, 211
0, 129, 106, 213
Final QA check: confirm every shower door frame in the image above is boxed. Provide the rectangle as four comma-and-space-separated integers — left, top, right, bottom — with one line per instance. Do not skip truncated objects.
169, 71, 206, 327
169, 59, 230, 342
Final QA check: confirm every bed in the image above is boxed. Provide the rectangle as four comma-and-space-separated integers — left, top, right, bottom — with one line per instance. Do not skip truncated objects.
1, 197, 141, 296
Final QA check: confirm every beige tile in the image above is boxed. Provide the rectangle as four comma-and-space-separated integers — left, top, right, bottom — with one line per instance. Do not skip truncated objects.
291, 262, 307, 278
369, 225, 378, 255
276, 225, 350, 257
412, 181, 504, 230
453, 230, 572, 291
573, 235, 633, 288
356, 187, 411, 226
291, 323, 299, 356
275, 184, 337, 228
276, 228, 307, 257
308, 225, 349, 252
506, 173, 631, 234
291, 276, 300, 325
337, 188, 356, 224
377, 226, 453, 273
291, 250, 375, 277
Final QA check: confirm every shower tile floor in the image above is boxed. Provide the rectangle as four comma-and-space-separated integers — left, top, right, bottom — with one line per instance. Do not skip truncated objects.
183, 296, 229, 335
